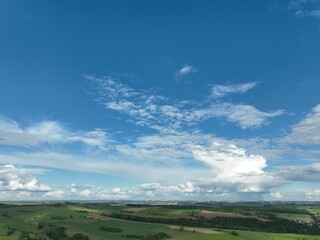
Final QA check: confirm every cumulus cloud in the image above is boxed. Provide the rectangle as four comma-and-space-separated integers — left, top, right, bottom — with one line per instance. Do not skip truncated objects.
0, 117, 108, 149
192, 143, 279, 193
211, 82, 257, 98
304, 189, 320, 199
0, 164, 49, 192
270, 191, 283, 199
283, 104, 320, 145
96, 181, 230, 200
79, 189, 91, 197
70, 183, 77, 193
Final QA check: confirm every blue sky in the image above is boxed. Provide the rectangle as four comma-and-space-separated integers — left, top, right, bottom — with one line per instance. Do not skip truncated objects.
0, 0, 320, 201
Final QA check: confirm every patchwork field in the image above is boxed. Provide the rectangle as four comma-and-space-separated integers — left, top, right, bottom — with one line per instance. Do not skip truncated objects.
1, 202, 320, 240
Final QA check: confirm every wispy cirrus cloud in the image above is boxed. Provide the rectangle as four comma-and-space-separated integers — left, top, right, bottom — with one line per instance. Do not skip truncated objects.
296, 9, 320, 18
0, 116, 108, 149
207, 103, 284, 129
280, 0, 320, 20
211, 82, 258, 98
283, 104, 320, 145
276, 162, 320, 182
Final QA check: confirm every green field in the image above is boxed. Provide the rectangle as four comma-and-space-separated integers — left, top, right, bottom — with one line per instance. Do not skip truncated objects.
233, 230, 320, 240
1, 202, 320, 240
275, 213, 313, 222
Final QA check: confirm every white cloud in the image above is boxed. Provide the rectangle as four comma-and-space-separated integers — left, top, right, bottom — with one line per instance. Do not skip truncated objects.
270, 191, 283, 199
96, 181, 230, 200
87, 76, 283, 130
304, 189, 320, 199
176, 64, 197, 77
295, 9, 320, 18
284, 0, 320, 19
0, 117, 290, 200
0, 129, 285, 197
276, 163, 320, 182
0, 191, 32, 199
43, 190, 65, 198
208, 103, 284, 129
288, 0, 309, 9
193, 143, 267, 179
0, 75, 298, 200
0, 150, 211, 184
283, 104, 320, 145
79, 189, 91, 197
70, 183, 77, 193
192, 143, 279, 193
0, 117, 108, 149
0, 164, 49, 192
211, 82, 257, 98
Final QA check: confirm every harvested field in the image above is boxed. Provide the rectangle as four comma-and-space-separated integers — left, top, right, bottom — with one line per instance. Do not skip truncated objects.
123, 207, 146, 213
198, 210, 247, 219
86, 213, 112, 221
168, 225, 224, 234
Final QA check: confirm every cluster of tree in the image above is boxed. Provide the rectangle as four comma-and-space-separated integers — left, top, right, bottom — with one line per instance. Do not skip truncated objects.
124, 234, 144, 239
100, 225, 123, 232
230, 231, 239, 236
45, 203, 64, 208
310, 213, 320, 224
262, 207, 309, 214
70, 233, 89, 240
50, 216, 68, 220
142, 232, 171, 240
126, 203, 311, 216
2, 212, 11, 218
76, 210, 90, 214
18, 223, 90, 240
19, 210, 34, 212
121, 232, 171, 239
6, 227, 15, 236
108, 213, 320, 235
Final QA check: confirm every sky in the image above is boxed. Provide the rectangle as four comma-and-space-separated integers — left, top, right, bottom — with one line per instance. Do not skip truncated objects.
0, 0, 320, 201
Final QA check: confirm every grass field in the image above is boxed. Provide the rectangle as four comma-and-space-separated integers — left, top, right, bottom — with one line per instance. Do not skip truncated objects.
233, 230, 320, 240
302, 206, 320, 217
275, 213, 313, 222
1, 202, 320, 240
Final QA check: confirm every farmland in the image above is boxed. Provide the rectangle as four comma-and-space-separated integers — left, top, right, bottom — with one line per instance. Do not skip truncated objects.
1, 202, 320, 240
